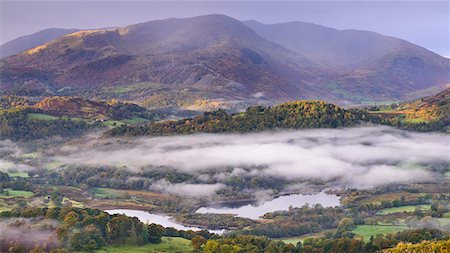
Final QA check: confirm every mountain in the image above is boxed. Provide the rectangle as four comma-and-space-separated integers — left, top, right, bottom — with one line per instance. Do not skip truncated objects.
0, 28, 79, 58
0, 15, 449, 109
1, 15, 329, 108
244, 20, 450, 101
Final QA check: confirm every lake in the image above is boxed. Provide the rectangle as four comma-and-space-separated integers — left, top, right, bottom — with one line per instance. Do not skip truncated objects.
196, 191, 340, 219
105, 209, 224, 234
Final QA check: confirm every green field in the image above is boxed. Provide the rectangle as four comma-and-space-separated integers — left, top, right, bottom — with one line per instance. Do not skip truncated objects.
122, 117, 149, 124
352, 225, 409, 242
377, 205, 431, 215
103, 120, 127, 128
279, 229, 336, 245
436, 218, 450, 226
100, 82, 160, 94
92, 237, 195, 253
7, 172, 29, 178
280, 237, 303, 245
92, 188, 122, 198
28, 113, 60, 120
0, 188, 34, 198
21, 152, 38, 158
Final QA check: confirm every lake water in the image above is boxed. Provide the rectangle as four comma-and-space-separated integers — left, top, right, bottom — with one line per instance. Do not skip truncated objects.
105, 209, 224, 234
196, 192, 340, 219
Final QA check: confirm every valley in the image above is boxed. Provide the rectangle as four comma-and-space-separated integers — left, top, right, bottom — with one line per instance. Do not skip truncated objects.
0, 94, 449, 252
0, 7, 449, 253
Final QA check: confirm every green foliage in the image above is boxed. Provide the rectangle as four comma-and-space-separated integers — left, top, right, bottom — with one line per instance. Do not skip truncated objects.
337, 218, 355, 234
0, 108, 90, 140
351, 225, 409, 242
235, 205, 346, 238
108, 100, 362, 137
92, 237, 194, 253
0, 188, 34, 199
381, 239, 450, 253
175, 213, 255, 230
204, 235, 299, 253
377, 205, 431, 215
1, 207, 160, 251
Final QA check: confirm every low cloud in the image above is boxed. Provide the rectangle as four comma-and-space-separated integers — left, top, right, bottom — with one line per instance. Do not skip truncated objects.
50, 126, 448, 189
150, 179, 225, 197
0, 218, 58, 249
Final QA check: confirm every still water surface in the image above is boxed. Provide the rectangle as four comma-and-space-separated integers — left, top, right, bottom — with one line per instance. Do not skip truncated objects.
105, 209, 224, 234
196, 192, 340, 219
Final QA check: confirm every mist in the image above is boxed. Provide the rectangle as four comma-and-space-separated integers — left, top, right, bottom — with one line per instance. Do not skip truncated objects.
0, 218, 59, 250
50, 126, 448, 189
150, 179, 226, 197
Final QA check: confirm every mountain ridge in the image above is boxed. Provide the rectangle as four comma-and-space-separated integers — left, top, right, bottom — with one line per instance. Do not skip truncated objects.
1, 14, 449, 109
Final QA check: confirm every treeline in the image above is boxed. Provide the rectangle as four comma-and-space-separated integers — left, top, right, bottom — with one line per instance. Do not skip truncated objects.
0, 108, 91, 140
368, 115, 449, 132
381, 239, 450, 253
203, 235, 299, 253
0, 206, 218, 252
175, 213, 256, 230
234, 205, 346, 238
29, 166, 291, 206
299, 228, 449, 253
0, 95, 31, 109
197, 228, 449, 253
107, 100, 363, 136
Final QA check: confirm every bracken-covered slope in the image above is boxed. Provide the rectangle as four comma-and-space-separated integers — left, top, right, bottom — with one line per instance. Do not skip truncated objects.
396, 87, 450, 121
1, 15, 449, 109
368, 87, 450, 131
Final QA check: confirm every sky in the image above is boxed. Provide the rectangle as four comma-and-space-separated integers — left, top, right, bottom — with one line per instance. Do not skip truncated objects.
0, 1, 449, 57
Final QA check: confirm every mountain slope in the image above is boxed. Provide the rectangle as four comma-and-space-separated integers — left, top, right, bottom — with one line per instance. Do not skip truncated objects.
396, 87, 450, 121
32, 96, 150, 120
0, 15, 449, 109
0, 28, 79, 58
0, 15, 327, 107
245, 20, 450, 101
368, 87, 450, 131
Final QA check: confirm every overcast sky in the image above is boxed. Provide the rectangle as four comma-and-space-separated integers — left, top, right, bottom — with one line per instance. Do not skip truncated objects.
0, 1, 448, 57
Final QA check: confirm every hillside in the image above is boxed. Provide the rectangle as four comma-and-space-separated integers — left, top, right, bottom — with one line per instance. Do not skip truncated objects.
0, 15, 324, 108
369, 87, 450, 131
32, 96, 150, 120
107, 100, 362, 137
0, 28, 79, 58
1, 15, 449, 109
396, 87, 450, 121
245, 20, 450, 101
0, 96, 155, 140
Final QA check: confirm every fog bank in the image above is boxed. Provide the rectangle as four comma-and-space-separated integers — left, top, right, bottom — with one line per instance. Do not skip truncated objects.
53, 126, 449, 188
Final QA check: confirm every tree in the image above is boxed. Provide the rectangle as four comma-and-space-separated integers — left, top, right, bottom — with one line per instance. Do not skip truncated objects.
147, 223, 164, 243
337, 218, 355, 234
191, 235, 207, 251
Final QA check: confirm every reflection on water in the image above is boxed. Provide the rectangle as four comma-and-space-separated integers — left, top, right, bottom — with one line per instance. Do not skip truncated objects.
105, 209, 224, 234
196, 192, 340, 219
